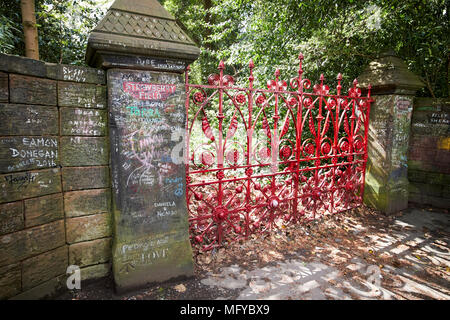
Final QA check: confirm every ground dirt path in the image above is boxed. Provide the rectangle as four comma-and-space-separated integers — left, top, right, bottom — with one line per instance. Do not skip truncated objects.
56, 206, 450, 300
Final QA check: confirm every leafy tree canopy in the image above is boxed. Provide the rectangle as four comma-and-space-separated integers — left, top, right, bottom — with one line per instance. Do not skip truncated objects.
163, 0, 449, 98
0, 0, 447, 97
0, 0, 110, 65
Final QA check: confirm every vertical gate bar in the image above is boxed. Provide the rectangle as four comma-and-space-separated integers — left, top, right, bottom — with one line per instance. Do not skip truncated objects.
267, 68, 280, 230
298, 55, 306, 219
265, 69, 281, 229
272, 69, 280, 200
217, 61, 225, 244
245, 60, 255, 237
314, 75, 324, 219
293, 54, 304, 221
349, 80, 357, 209
332, 73, 343, 214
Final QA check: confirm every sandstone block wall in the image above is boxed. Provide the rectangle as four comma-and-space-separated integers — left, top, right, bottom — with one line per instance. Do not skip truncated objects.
408, 98, 450, 208
0, 53, 112, 299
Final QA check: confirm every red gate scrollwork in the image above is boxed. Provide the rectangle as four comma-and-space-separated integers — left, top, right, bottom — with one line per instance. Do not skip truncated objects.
185, 53, 372, 251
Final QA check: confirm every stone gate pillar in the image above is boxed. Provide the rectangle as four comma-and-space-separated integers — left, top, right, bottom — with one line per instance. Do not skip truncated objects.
358, 51, 424, 214
86, 0, 200, 292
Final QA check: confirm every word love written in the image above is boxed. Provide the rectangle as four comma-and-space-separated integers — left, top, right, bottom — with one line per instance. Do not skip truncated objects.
123, 82, 177, 101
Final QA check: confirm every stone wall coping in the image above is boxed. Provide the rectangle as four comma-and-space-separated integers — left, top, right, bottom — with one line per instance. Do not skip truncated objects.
358, 51, 424, 93
414, 97, 450, 112
0, 53, 105, 85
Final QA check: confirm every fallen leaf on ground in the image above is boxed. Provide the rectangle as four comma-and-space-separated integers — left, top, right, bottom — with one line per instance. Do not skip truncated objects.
174, 284, 186, 293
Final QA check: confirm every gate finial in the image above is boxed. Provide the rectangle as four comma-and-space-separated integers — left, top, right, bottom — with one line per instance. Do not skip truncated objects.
249, 59, 254, 84
337, 73, 343, 95
298, 52, 304, 76
275, 68, 280, 78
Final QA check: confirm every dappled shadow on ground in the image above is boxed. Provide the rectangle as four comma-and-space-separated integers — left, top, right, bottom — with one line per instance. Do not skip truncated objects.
56, 205, 449, 300
196, 205, 449, 300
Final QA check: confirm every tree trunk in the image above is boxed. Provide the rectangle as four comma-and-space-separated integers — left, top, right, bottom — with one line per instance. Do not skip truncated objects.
21, 0, 39, 60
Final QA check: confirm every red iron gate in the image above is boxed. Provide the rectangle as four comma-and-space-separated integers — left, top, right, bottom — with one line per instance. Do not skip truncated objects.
185, 53, 372, 251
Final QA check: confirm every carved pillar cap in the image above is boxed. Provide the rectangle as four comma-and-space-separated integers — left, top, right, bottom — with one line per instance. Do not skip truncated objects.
357, 50, 424, 95
85, 0, 200, 71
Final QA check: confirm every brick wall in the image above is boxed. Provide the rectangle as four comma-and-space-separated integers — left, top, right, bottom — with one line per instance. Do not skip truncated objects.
0, 53, 112, 299
408, 97, 450, 208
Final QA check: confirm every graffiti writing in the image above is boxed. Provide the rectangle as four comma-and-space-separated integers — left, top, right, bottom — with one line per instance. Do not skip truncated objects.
126, 106, 161, 118
123, 82, 177, 101
4, 172, 37, 189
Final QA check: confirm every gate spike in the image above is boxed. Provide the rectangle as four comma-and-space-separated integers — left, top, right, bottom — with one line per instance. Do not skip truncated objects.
320, 74, 325, 85
337, 73, 342, 95
249, 59, 254, 83
298, 53, 304, 85
218, 60, 225, 70
275, 68, 280, 78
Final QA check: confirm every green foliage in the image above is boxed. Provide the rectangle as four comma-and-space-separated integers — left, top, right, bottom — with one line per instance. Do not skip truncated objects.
0, 0, 447, 96
0, 14, 21, 52
163, 0, 449, 98
0, 0, 108, 65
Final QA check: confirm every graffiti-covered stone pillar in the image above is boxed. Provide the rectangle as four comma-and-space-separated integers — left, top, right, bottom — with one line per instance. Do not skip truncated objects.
358, 51, 424, 214
86, 0, 199, 292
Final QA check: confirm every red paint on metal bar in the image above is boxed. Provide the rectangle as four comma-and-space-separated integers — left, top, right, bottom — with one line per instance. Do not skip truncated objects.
185, 53, 372, 251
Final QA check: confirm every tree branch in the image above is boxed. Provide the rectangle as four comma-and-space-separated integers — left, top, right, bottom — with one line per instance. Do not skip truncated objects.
423, 71, 436, 98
